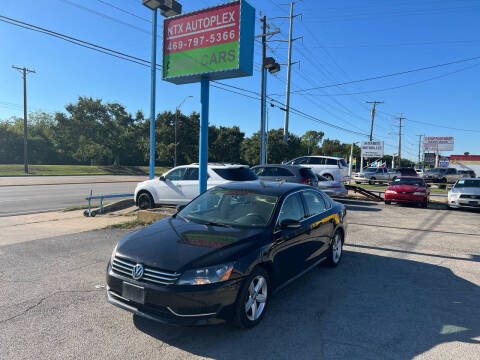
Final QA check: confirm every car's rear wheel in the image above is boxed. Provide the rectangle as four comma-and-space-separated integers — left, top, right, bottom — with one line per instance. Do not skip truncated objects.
385, 200, 391, 205
233, 267, 270, 328
369, 177, 376, 185
137, 192, 153, 210
327, 231, 344, 267
323, 174, 334, 181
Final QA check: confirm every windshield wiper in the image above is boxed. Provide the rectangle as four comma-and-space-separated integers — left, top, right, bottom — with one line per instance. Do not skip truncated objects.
202, 221, 232, 228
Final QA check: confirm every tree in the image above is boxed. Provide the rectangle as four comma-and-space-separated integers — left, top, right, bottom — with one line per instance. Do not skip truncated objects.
209, 126, 245, 163
301, 130, 324, 155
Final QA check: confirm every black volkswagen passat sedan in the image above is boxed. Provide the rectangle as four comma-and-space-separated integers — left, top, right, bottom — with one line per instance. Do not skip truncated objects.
106, 181, 347, 328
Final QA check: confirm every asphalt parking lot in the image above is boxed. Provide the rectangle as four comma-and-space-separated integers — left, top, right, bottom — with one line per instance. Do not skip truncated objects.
1, 200, 479, 359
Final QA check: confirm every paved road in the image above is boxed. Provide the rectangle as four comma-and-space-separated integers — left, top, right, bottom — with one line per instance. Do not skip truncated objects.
0, 182, 138, 216
1, 201, 479, 359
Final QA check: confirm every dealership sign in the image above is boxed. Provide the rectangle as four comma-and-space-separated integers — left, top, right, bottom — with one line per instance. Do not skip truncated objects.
424, 136, 454, 151
361, 141, 384, 157
162, 1, 255, 84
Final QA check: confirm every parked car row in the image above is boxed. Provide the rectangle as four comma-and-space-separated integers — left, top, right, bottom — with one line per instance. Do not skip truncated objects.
135, 160, 350, 209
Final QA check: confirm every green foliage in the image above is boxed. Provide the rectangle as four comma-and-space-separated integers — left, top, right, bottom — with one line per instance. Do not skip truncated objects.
0, 97, 405, 168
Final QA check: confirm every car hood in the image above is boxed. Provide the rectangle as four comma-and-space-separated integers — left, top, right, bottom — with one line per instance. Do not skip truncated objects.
450, 187, 480, 195
387, 184, 426, 192
115, 216, 267, 272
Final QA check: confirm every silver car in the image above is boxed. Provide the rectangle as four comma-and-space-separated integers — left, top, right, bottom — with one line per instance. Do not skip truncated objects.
317, 175, 348, 198
252, 164, 319, 187
448, 178, 480, 209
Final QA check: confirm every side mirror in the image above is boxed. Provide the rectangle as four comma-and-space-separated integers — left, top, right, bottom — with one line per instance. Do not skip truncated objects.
159, 176, 166, 181
280, 219, 302, 229
176, 204, 186, 212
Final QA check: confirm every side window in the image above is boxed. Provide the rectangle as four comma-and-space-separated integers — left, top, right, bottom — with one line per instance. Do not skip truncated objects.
252, 167, 265, 176
326, 158, 337, 165
276, 168, 294, 177
183, 168, 199, 180
165, 168, 187, 181
308, 157, 324, 165
446, 169, 455, 175
261, 167, 276, 176
302, 190, 328, 217
293, 157, 308, 165
277, 193, 305, 225
377, 168, 383, 173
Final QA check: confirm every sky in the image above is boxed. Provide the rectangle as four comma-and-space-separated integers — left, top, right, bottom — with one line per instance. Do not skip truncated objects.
1, 0, 480, 161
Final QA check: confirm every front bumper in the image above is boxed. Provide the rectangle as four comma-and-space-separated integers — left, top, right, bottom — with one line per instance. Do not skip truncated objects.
106, 263, 243, 325
384, 193, 427, 204
448, 198, 480, 208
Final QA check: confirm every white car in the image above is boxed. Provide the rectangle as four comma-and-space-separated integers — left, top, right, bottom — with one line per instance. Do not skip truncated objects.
134, 163, 257, 209
287, 155, 348, 182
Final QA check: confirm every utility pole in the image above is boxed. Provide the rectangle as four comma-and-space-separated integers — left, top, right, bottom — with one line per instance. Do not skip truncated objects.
416, 134, 423, 167
12, 65, 35, 174
366, 101, 383, 141
282, 2, 301, 144
396, 113, 406, 167
260, 15, 267, 165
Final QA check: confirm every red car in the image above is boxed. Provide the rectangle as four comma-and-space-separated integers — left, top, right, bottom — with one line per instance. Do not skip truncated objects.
384, 176, 430, 207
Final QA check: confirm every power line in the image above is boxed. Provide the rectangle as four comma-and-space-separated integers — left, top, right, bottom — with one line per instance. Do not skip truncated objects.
96, 0, 150, 23
288, 55, 480, 93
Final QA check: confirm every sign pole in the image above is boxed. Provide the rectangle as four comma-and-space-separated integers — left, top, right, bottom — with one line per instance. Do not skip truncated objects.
199, 77, 209, 194
261, 67, 267, 164
149, 9, 158, 180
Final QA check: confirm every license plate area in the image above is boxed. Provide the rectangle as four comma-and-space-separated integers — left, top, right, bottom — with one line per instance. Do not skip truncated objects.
122, 282, 145, 304
468, 201, 479, 206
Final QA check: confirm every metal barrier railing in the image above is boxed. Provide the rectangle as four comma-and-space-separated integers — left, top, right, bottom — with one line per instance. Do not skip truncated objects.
84, 190, 134, 217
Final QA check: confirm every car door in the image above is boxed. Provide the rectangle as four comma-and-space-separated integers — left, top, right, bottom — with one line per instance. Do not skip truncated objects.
300, 190, 333, 266
256, 167, 277, 182
180, 167, 200, 203
271, 192, 310, 283
160, 167, 188, 204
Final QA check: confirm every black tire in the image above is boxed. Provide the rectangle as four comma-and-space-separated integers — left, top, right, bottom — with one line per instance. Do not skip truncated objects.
369, 177, 376, 185
233, 266, 270, 329
355, 181, 361, 184
137, 192, 153, 210
327, 231, 344, 267
323, 174, 334, 181
392, 176, 397, 182
83, 210, 89, 217
420, 200, 428, 208
385, 200, 391, 205
90, 211, 97, 217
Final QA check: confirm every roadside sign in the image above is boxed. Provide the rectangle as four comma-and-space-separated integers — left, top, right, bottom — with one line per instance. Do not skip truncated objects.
361, 141, 384, 158
162, 0, 255, 84
424, 136, 454, 151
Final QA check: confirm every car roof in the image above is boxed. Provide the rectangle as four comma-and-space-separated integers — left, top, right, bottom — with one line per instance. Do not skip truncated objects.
216, 180, 312, 196
252, 164, 306, 169
301, 155, 343, 160
397, 176, 423, 179
185, 163, 248, 168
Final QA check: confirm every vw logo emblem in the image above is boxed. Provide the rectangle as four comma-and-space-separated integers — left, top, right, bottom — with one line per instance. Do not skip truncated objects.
132, 264, 144, 280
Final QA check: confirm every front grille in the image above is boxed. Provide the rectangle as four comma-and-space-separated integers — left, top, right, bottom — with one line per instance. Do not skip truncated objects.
460, 194, 480, 199
112, 255, 180, 286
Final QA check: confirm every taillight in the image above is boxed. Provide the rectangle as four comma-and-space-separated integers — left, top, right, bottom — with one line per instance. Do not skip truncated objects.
300, 178, 313, 185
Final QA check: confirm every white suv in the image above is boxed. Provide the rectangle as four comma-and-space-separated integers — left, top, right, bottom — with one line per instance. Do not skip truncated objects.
287, 156, 348, 181
134, 163, 257, 209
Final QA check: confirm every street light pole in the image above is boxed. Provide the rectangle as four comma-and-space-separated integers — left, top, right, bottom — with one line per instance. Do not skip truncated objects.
174, 95, 192, 168
148, 9, 158, 180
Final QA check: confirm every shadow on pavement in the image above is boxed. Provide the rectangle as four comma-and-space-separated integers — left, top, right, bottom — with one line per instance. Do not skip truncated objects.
336, 199, 378, 207
344, 205, 381, 212
133, 251, 480, 359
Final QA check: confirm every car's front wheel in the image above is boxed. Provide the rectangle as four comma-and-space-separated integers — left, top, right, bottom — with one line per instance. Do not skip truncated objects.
233, 266, 270, 328
137, 192, 153, 210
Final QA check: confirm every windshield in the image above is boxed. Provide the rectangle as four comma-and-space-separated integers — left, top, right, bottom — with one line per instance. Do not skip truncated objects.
455, 179, 480, 188
392, 178, 425, 186
179, 188, 278, 227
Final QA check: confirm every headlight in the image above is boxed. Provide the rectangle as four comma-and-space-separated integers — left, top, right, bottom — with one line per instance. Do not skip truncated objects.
385, 190, 397, 194
449, 193, 461, 200
110, 244, 118, 265
413, 192, 426, 196
177, 263, 234, 285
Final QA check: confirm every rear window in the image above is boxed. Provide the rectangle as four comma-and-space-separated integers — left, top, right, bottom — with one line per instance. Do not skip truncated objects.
299, 168, 316, 179
400, 168, 417, 176
213, 167, 258, 181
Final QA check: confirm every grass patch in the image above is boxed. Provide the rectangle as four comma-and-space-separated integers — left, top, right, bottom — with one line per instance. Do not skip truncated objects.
353, 183, 448, 194
63, 204, 91, 212
0, 164, 168, 177
106, 219, 147, 229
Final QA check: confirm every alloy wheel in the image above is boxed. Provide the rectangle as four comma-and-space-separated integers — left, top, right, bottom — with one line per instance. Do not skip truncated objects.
244, 275, 268, 321
332, 233, 342, 264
